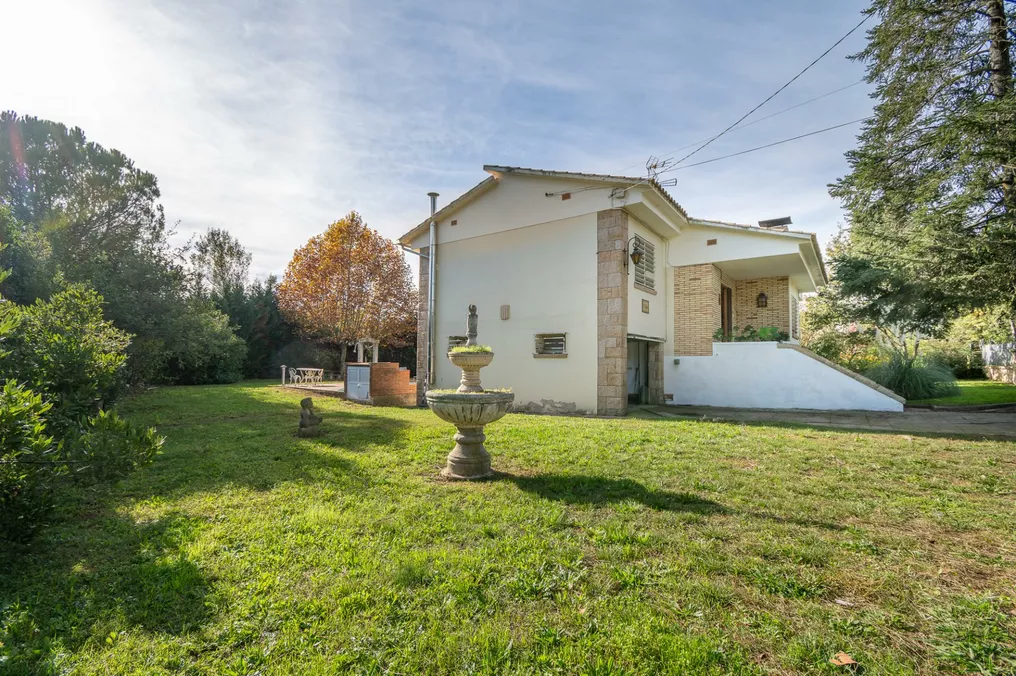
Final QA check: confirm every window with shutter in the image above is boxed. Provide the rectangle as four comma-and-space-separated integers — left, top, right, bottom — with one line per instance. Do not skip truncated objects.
534, 333, 567, 357
633, 234, 655, 291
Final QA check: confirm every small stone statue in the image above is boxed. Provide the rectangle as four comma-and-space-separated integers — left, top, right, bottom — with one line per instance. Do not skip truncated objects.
465, 304, 478, 346
298, 397, 322, 437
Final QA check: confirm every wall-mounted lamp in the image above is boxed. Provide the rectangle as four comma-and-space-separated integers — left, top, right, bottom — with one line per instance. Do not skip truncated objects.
623, 236, 642, 274
757, 292, 768, 308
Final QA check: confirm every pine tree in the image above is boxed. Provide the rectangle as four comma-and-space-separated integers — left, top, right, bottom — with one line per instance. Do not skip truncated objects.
831, 0, 1016, 339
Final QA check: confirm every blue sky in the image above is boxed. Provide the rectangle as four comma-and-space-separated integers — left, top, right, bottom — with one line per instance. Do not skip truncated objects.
3, 0, 872, 278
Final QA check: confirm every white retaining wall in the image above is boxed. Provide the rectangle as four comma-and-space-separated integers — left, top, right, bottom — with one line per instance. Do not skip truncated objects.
665, 342, 905, 412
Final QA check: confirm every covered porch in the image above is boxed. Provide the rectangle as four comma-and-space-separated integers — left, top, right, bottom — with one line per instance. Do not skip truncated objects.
664, 220, 903, 411
670, 219, 825, 357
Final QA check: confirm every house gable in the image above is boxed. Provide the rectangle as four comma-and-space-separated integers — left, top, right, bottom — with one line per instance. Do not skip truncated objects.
400, 168, 688, 251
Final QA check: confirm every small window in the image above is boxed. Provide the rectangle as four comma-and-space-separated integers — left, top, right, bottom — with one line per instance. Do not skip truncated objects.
448, 336, 467, 351
791, 297, 800, 339
534, 333, 567, 357
633, 234, 655, 291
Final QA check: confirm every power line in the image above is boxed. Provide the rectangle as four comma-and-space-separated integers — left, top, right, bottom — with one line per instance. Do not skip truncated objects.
616, 79, 865, 174
547, 116, 868, 197
660, 80, 865, 159
671, 14, 872, 168
656, 117, 869, 173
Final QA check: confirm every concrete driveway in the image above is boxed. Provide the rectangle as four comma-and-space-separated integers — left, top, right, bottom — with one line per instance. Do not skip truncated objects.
638, 405, 1016, 440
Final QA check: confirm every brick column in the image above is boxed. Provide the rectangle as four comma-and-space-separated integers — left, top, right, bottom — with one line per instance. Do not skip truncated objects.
597, 209, 628, 416
673, 264, 720, 356
416, 246, 429, 405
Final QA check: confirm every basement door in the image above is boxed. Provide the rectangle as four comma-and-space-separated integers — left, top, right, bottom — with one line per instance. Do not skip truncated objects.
627, 340, 649, 405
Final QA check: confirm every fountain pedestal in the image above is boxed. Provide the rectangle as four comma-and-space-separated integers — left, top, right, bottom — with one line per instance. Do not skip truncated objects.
426, 390, 514, 480
426, 305, 513, 480
448, 351, 493, 393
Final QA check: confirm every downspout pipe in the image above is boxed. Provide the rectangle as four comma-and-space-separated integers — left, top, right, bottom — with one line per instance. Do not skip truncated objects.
427, 192, 438, 388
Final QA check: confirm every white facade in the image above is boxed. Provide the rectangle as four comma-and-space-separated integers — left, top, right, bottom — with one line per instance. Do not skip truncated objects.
666, 343, 904, 411
428, 214, 599, 413
626, 216, 668, 341
402, 166, 902, 414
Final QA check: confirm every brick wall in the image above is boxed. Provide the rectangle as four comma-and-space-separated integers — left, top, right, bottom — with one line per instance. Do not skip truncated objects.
368, 362, 417, 407
415, 246, 429, 405
597, 209, 628, 416
675, 268, 795, 353
673, 264, 720, 356
733, 277, 790, 335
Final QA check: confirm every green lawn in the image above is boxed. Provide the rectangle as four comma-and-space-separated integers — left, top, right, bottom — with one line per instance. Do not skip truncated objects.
2, 382, 1015, 675
910, 379, 1016, 406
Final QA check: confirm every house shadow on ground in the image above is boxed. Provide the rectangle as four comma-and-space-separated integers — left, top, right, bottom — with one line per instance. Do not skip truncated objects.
500, 472, 845, 531
500, 473, 728, 514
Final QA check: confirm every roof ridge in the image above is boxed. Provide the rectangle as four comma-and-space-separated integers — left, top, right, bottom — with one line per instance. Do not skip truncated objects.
482, 165, 689, 220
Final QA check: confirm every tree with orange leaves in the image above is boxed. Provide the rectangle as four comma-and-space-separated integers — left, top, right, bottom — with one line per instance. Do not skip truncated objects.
277, 212, 416, 362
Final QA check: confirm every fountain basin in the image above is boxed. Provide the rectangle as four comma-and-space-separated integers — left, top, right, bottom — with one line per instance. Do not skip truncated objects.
447, 351, 495, 393
426, 390, 514, 479
426, 390, 514, 425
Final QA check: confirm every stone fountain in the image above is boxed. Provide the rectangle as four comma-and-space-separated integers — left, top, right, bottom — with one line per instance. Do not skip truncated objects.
426, 305, 514, 480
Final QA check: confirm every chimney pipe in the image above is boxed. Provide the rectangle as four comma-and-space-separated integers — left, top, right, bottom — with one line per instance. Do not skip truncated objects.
426, 193, 439, 390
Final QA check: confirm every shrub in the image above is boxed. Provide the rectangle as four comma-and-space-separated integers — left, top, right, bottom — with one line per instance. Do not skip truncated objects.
803, 326, 882, 372
66, 410, 163, 483
757, 326, 788, 342
713, 326, 790, 343
0, 390, 162, 543
161, 301, 247, 385
123, 337, 170, 389
0, 286, 131, 437
922, 340, 985, 379
0, 286, 161, 543
864, 352, 961, 400
0, 381, 57, 542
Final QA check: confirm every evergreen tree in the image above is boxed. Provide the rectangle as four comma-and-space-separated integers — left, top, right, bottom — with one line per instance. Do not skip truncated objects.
831, 0, 1016, 339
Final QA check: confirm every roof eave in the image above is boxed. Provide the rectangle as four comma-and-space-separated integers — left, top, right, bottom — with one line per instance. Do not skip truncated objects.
690, 217, 827, 287
397, 176, 499, 247
808, 233, 829, 285
484, 165, 691, 221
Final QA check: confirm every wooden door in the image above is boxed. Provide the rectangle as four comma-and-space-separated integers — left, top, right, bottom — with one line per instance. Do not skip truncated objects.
720, 286, 732, 337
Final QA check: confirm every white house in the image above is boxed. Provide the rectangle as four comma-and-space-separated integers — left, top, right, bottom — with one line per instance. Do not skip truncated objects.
399, 166, 904, 415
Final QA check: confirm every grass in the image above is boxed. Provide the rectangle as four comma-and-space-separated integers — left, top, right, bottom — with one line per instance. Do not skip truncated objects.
450, 344, 493, 354
2, 382, 1015, 674
429, 388, 513, 395
909, 379, 1016, 406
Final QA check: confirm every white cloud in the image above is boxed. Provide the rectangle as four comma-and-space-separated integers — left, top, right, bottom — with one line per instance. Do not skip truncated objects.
2, 0, 872, 277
